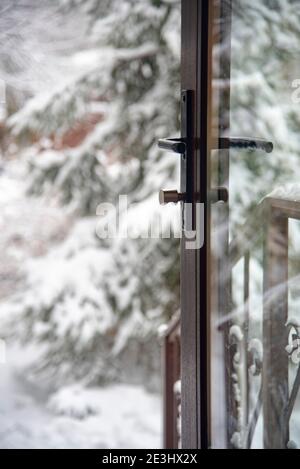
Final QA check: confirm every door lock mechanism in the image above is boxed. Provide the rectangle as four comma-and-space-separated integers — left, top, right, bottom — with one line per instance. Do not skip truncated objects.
158, 90, 194, 229
159, 190, 186, 206
159, 187, 228, 206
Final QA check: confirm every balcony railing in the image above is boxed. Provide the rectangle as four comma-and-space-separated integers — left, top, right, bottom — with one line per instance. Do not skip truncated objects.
229, 196, 300, 449
162, 195, 300, 449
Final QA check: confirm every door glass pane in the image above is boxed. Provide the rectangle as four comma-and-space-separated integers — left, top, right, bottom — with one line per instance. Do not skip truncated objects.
210, 0, 300, 449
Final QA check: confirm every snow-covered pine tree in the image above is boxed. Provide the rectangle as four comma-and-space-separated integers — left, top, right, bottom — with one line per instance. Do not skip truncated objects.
4, 0, 300, 390
2, 0, 181, 388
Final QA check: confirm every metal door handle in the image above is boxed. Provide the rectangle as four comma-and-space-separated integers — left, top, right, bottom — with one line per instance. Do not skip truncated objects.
158, 134, 273, 206
218, 137, 273, 153
157, 90, 194, 220
158, 137, 273, 155
159, 188, 228, 206
159, 190, 186, 205
158, 138, 186, 155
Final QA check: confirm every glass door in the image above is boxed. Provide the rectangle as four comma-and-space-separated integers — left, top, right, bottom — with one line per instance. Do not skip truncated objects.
209, 0, 300, 449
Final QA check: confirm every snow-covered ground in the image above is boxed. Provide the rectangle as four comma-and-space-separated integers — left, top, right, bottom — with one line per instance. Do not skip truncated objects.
0, 347, 161, 449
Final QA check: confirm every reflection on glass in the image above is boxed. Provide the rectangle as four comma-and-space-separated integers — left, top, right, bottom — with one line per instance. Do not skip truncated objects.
210, 0, 300, 449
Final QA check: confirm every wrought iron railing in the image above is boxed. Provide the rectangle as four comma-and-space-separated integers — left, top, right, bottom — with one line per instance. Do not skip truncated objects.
228, 196, 300, 449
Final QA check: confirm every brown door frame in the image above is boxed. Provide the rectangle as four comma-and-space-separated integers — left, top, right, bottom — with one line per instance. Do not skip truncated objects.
181, 0, 233, 449
180, 0, 210, 449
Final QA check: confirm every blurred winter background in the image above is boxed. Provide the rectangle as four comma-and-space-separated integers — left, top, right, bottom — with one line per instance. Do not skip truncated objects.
0, 0, 181, 448
1, 0, 300, 450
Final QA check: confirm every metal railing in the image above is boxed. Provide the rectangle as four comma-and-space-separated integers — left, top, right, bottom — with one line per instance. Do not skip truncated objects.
162, 195, 300, 449
229, 196, 300, 449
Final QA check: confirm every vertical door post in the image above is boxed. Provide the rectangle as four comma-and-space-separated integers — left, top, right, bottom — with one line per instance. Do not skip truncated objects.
181, 0, 210, 449
263, 208, 289, 448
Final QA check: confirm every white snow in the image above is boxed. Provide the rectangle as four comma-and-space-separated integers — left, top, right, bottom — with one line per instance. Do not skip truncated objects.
286, 317, 300, 329
0, 161, 162, 449
173, 380, 181, 396
287, 441, 298, 450
229, 325, 244, 342
0, 357, 161, 449
268, 184, 300, 202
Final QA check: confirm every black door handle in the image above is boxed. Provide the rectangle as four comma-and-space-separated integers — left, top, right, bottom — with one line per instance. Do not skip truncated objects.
158, 138, 186, 155
158, 90, 194, 215
158, 137, 273, 156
